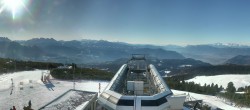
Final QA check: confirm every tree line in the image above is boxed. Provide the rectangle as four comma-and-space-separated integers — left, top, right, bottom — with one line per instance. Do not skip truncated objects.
164, 77, 250, 107
219, 82, 250, 107
50, 64, 114, 80
165, 77, 223, 95
0, 58, 62, 74
169, 64, 250, 80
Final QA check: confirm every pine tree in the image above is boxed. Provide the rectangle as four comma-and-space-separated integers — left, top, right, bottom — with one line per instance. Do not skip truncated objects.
203, 83, 207, 93
219, 85, 224, 91
237, 87, 244, 92
214, 84, 219, 92
226, 82, 236, 94
211, 83, 214, 88
206, 84, 211, 95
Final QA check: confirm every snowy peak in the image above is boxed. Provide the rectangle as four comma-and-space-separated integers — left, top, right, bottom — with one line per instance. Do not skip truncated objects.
209, 43, 250, 48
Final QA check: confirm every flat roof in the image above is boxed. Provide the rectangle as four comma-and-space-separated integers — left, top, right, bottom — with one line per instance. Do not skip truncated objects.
39, 89, 97, 110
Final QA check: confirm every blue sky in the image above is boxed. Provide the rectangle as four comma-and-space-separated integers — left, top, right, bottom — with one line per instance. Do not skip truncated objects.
0, 0, 250, 45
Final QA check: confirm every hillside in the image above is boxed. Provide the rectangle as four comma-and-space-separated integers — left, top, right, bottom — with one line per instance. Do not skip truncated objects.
173, 90, 250, 110
0, 57, 62, 74
87, 58, 211, 73
169, 64, 250, 80
186, 74, 250, 89
1, 37, 185, 63
50, 68, 113, 80
225, 55, 250, 65
1, 70, 249, 110
0, 40, 44, 60
0, 70, 109, 110
163, 44, 250, 65
4, 37, 250, 65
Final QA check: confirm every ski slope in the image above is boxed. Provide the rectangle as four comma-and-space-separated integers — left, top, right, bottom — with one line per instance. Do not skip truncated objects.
173, 90, 250, 110
0, 70, 249, 110
186, 74, 250, 89
0, 70, 109, 110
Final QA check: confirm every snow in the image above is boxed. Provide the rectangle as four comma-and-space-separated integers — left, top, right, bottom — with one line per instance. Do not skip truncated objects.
1, 70, 249, 110
162, 71, 171, 78
164, 70, 171, 74
179, 65, 192, 68
75, 101, 89, 110
42, 90, 95, 110
172, 90, 250, 110
186, 74, 250, 89
0, 70, 109, 110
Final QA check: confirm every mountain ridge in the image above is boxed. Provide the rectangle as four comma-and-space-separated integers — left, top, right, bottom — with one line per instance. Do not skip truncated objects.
5, 37, 250, 65
225, 55, 250, 65
1, 37, 185, 63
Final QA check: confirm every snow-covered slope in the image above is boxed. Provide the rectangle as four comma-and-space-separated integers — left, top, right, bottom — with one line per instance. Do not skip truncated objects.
1, 70, 250, 110
0, 70, 108, 110
186, 74, 250, 89
172, 90, 250, 110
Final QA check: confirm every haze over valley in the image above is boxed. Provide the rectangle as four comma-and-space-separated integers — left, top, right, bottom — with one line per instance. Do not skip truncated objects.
2, 37, 250, 65
1, 0, 250, 109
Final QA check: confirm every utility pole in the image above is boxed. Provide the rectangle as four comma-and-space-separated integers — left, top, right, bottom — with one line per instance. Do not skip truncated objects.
14, 59, 16, 72
73, 63, 75, 90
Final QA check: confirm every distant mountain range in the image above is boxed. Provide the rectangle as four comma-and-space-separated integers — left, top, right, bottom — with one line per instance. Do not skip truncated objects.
0, 37, 44, 60
87, 57, 211, 73
162, 44, 250, 65
124, 43, 250, 65
2, 37, 250, 65
126, 43, 250, 65
0, 37, 185, 63
225, 55, 250, 65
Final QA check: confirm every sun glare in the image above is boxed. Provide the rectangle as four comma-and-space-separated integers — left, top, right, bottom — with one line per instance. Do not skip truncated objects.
1, 0, 27, 19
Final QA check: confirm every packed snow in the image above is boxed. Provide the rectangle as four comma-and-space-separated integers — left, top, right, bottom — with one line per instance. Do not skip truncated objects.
173, 90, 250, 110
0, 70, 109, 110
186, 74, 250, 89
